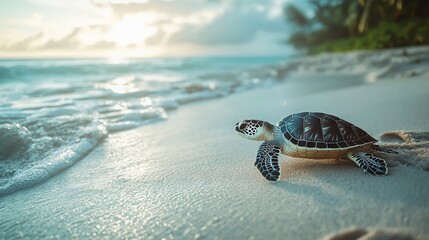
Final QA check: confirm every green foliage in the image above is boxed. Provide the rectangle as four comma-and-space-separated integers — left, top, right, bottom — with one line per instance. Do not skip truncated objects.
308, 18, 429, 54
284, 5, 311, 29
285, 0, 429, 53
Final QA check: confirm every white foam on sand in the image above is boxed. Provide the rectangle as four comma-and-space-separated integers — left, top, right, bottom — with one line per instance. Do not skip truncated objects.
0, 122, 108, 197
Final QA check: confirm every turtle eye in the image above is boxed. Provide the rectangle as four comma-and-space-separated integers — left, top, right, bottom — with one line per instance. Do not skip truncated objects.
239, 123, 247, 130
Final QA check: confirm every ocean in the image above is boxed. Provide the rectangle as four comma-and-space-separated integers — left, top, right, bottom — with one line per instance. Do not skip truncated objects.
0, 56, 289, 196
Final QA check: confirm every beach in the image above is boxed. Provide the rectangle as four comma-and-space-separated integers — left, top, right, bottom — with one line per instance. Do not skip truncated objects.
1, 48, 429, 239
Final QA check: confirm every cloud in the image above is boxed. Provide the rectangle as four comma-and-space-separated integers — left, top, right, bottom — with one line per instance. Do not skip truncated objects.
40, 28, 81, 49
97, 0, 217, 16
4, 32, 44, 51
2, 24, 117, 51
87, 40, 117, 49
1, 0, 294, 56
95, 0, 288, 46
166, 7, 285, 45
39, 25, 119, 50
144, 29, 166, 45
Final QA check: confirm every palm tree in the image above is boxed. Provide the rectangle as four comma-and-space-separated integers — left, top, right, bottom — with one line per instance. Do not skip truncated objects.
284, 5, 311, 31
284, 0, 429, 51
357, 0, 403, 33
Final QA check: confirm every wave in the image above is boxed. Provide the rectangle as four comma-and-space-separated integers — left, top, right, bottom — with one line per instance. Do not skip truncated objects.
0, 56, 287, 196
0, 120, 107, 197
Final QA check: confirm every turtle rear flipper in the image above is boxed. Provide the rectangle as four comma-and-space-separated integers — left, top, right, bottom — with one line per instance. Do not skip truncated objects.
370, 144, 399, 154
255, 141, 281, 181
347, 152, 388, 176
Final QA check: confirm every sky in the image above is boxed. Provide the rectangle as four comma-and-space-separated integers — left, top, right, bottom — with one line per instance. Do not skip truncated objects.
0, 0, 308, 58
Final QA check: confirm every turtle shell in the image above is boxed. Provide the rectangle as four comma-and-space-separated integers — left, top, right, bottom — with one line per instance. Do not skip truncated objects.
277, 112, 376, 149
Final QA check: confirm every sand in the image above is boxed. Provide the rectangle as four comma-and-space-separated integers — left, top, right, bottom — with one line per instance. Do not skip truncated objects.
1, 50, 429, 239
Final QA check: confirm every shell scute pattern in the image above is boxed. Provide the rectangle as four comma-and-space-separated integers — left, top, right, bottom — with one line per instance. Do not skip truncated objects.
277, 112, 376, 149
321, 117, 342, 142
304, 115, 323, 141
286, 116, 304, 139
317, 142, 327, 149
295, 112, 310, 117
327, 143, 338, 148
290, 137, 298, 145
311, 112, 325, 118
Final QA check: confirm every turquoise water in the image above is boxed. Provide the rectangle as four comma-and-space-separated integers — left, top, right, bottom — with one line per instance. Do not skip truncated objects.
0, 56, 289, 196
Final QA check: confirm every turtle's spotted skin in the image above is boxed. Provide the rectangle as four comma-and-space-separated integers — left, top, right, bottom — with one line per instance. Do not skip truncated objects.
235, 112, 399, 181
236, 120, 264, 137
278, 112, 376, 149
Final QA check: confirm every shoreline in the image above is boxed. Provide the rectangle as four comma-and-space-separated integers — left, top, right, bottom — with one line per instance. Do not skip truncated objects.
2, 46, 429, 198
1, 69, 429, 239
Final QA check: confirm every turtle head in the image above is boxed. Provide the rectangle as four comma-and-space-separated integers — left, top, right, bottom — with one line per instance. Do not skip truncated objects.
235, 120, 274, 141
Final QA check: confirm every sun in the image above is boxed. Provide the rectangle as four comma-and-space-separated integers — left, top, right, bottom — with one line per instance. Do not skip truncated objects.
107, 12, 159, 47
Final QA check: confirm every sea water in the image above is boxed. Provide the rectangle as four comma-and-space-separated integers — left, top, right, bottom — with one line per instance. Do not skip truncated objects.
0, 56, 288, 196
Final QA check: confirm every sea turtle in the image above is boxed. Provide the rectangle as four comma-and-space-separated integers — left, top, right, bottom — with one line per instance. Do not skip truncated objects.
235, 112, 398, 181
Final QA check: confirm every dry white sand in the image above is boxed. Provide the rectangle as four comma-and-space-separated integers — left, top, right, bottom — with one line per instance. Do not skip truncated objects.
1, 57, 429, 239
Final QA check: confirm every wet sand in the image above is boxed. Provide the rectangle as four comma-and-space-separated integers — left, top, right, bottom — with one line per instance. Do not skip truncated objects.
1, 68, 429, 239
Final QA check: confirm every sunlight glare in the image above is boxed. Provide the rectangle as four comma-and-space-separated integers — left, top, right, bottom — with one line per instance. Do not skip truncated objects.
106, 57, 129, 65
107, 13, 159, 47
102, 75, 136, 94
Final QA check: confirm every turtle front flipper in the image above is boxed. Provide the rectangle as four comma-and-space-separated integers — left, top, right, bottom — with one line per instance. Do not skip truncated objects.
370, 144, 399, 154
255, 141, 281, 181
347, 151, 388, 176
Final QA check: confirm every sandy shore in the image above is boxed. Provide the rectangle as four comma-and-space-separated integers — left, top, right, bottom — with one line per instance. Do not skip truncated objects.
1, 54, 429, 239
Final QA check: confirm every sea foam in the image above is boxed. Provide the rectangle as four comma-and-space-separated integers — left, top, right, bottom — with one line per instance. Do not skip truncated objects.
0, 56, 285, 196
0, 121, 107, 197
